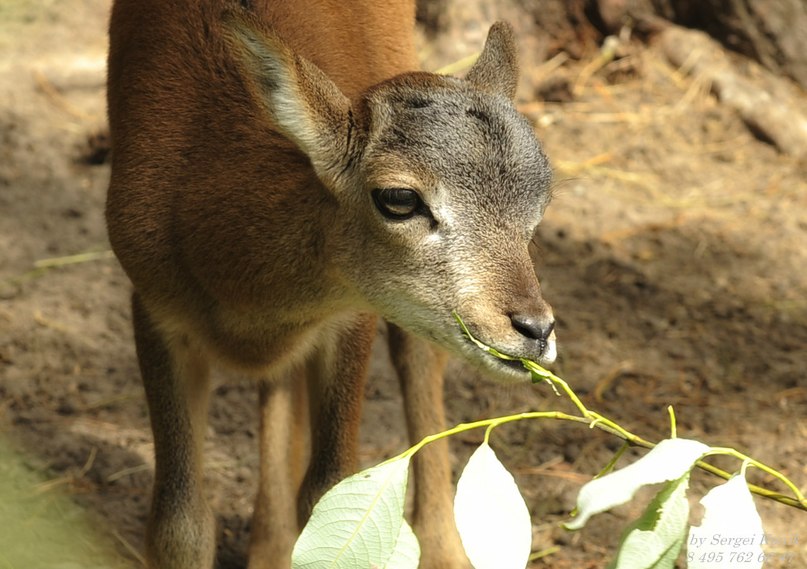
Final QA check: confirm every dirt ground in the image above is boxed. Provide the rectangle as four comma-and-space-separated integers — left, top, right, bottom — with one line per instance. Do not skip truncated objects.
1, 1, 805, 568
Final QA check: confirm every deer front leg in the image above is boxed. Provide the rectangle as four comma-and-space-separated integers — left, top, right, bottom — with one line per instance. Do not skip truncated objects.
297, 314, 377, 523
248, 374, 308, 569
132, 294, 215, 569
388, 324, 471, 569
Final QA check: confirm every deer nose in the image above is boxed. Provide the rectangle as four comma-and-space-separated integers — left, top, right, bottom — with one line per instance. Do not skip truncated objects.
510, 313, 555, 342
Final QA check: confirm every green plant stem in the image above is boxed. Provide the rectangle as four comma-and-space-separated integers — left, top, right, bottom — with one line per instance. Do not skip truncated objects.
597, 441, 630, 479
393, 412, 592, 462
704, 447, 806, 507
1, 249, 115, 292
397, 408, 807, 512
33, 250, 114, 269
668, 405, 677, 439
442, 312, 807, 513
435, 52, 480, 75
529, 545, 561, 561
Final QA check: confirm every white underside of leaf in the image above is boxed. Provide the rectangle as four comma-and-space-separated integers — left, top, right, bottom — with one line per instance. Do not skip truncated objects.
384, 519, 420, 569
566, 438, 709, 530
687, 472, 764, 569
454, 442, 532, 569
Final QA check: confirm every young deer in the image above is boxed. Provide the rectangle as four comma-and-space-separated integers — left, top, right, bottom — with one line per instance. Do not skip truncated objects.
106, 0, 556, 567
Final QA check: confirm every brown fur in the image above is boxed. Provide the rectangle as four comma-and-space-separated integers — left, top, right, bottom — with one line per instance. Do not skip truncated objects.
107, 1, 556, 567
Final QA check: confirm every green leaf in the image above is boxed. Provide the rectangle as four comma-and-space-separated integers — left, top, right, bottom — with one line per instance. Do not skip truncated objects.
384, 520, 420, 569
292, 456, 411, 569
0, 439, 129, 569
566, 438, 709, 530
609, 474, 691, 569
686, 471, 764, 569
454, 442, 532, 569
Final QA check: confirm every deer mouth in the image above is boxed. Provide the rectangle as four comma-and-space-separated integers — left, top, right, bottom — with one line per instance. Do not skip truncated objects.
452, 312, 555, 380
488, 351, 528, 371
456, 334, 531, 379
481, 350, 533, 382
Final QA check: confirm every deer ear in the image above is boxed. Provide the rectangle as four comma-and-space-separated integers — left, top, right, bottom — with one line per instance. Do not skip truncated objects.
227, 15, 351, 183
465, 22, 519, 100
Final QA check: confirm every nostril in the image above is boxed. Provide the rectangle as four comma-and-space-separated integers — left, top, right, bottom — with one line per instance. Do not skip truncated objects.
510, 313, 555, 342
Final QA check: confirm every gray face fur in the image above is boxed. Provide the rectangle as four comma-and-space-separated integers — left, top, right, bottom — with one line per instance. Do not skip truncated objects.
369, 76, 552, 228
328, 73, 556, 382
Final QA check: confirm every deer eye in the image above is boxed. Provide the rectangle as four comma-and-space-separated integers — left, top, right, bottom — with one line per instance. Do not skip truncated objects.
372, 188, 424, 220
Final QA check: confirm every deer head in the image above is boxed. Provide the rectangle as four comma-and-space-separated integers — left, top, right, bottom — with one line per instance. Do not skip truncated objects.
230, 19, 556, 381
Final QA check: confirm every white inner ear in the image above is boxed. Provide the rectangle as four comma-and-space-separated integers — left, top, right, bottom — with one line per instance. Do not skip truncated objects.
269, 74, 322, 159
235, 28, 324, 162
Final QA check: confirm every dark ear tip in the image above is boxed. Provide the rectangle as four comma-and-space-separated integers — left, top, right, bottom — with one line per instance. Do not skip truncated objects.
487, 21, 516, 57
221, 6, 247, 27
221, 8, 252, 44
222, 5, 267, 41
488, 21, 515, 42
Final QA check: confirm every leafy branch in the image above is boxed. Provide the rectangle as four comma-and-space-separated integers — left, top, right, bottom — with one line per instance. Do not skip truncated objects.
451, 312, 806, 512
290, 315, 805, 569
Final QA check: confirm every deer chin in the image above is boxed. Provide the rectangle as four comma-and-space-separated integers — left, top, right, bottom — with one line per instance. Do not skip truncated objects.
453, 337, 528, 384
468, 350, 531, 383
384, 315, 531, 383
